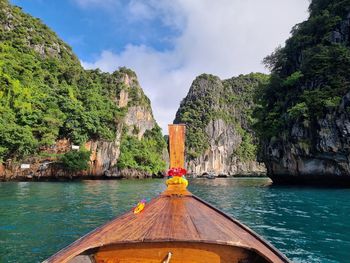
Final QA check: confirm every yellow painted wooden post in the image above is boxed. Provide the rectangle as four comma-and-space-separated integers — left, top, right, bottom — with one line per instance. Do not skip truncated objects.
168, 124, 186, 169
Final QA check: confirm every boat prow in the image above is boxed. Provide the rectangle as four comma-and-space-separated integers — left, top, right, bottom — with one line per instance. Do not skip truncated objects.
44, 124, 290, 263
45, 184, 290, 263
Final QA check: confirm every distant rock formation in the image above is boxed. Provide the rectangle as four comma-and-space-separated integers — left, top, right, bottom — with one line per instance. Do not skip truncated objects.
174, 73, 268, 176
0, 69, 165, 181
256, 0, 350, 185
263, 91, 350, 185
0, 1, 166, 181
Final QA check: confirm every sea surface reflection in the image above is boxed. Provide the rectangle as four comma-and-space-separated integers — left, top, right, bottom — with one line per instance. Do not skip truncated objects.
0, 178, 349, 263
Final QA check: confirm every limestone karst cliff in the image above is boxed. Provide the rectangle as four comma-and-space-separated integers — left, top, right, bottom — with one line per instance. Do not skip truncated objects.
0, 0, 166, 180
174, 73, 268, 176
255, 0, 350, 185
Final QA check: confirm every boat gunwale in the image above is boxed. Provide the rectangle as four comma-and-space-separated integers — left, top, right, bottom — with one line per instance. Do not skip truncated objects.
88, 240, 283, 263
81, 239, 277, 253
191, 194, 291, 263
43, 196, 162, 262
45, 190, 291, 263
49, 239, 283, 263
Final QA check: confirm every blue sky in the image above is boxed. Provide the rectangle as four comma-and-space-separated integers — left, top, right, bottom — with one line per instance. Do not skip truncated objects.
10, 0, 179, 61
10, 0, 309, 133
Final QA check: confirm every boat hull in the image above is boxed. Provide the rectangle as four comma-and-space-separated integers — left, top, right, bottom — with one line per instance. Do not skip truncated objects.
68, 241, 271, 263
45, 185, 290, 263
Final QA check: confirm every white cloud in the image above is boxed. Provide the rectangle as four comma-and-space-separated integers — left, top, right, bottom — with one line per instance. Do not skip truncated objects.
81, 0, 310, 133
127, 0, 155, 21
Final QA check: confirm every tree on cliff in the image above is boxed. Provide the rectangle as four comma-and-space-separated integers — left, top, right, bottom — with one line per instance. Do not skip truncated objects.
0, 0, 166, 176
60, 149, 90, 172
0, 0, 124, 161
255, 0, 350, 141
251, 0, 350, 183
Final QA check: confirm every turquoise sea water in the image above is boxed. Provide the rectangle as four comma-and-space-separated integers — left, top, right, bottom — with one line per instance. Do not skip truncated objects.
0, 178, 349, 263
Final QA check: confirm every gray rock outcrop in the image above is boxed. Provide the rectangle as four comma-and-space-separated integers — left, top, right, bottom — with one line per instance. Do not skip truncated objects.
258, 1, 350, 185
187, 119, 265, 176
263, 91, 350, 184
0, 71, 162, 181
174, 73, 267, 176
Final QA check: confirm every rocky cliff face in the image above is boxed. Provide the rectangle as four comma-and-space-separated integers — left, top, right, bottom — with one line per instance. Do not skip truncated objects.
0, 1, 166, 181
256, 0, 350, 185
174, 73, 267, 176
0, 70, 162, 181
263, 91, 350, 184
86, 72, 159, 178
187, 119, 265, 176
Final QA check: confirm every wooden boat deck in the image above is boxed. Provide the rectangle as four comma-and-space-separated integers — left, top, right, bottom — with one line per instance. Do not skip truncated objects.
45, 185, 289, 263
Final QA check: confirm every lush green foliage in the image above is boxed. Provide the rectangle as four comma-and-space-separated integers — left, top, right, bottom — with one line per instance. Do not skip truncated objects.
117, 126, 167, 174
0, 1, 166, 175
234, 131, 257, 162
255, 0, 350, 140
175, 73, 268, 161
60, 149, 90, 172
0, 1, 133, 161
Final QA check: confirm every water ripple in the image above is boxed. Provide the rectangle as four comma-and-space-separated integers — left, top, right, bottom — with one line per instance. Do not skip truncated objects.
0, 178, 349, 263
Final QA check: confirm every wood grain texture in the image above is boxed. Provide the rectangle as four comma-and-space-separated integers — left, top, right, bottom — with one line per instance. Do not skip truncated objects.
45, 185, 290, 263
168, 124, 186, 169
94, 242, 255, 263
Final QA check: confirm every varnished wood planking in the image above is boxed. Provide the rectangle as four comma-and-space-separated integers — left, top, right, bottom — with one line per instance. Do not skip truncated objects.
45, 186, 290, 263
161, 184, 192, 196
168, 124, 186, 168
94, 242, 254, 263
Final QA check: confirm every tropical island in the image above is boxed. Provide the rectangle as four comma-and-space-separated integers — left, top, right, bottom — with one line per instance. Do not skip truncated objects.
0, 0, 167, 180
1, 0, 350, 185
1, 1, 350, 263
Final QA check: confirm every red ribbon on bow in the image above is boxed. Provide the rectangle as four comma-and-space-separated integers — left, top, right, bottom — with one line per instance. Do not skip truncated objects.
168, 167, 187, 177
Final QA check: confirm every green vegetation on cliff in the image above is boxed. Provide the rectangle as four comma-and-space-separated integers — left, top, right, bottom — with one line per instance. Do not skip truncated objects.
255, 0, 350, 141
117, 126, 167, 174
0, 0, 166, 175
0, 0, 122, 160
60, 149, 90, 172
174, 73, 268, 161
